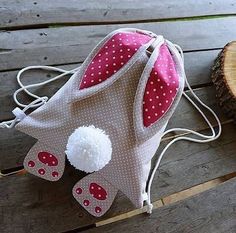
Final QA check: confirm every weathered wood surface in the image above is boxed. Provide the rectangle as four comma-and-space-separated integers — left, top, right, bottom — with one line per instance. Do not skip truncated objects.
150, 123, 236, 200
0, 0, 236, 29
0, 18, 236, 71
1, 1, 236, 233
1, 123, 235, 233
87, 177, 236, 233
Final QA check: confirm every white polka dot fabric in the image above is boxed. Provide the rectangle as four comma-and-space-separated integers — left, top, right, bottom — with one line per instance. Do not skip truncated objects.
143, 44, 179, 127
80, 32, 152, 89
15, 28, 185, 217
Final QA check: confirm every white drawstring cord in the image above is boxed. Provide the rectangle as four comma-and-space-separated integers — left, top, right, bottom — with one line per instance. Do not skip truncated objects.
0, 98, 46, 128
0, 65, 80, 129
14, 66, 80, 108
146, 42, 222, 213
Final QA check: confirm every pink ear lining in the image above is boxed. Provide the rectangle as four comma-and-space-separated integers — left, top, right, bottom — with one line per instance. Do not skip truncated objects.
79, 31, 152, 90
143, 44, 179, 127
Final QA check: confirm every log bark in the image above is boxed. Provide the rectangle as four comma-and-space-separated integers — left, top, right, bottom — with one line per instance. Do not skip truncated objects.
212, 41, 236, 121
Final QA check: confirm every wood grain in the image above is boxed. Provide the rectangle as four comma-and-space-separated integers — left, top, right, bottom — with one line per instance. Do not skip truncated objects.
0, 0, 236, 29
1, 1, 235, 232
0, 18, 236, 71
0, 168, 134, 233
87, 177, 236, 233
150, 122, 236, 200
96, 172, 236, 227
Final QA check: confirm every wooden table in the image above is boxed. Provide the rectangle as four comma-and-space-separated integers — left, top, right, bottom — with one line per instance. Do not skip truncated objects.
1, 1, 236, 232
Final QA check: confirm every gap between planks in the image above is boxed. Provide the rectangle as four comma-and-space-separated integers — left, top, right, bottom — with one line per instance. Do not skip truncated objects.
2, 15, 236, 32
1, 0, 236, 30
62, 171, 236, 233
0, 47, 221, 74
0, 18, 231, 72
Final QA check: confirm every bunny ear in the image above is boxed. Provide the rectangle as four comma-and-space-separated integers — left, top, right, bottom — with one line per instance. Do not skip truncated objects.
143, 44, 180, 127
67, 29, 155, 103
72, 172, 118, 217
23, 141, 65, 181
134, 43, 184, 142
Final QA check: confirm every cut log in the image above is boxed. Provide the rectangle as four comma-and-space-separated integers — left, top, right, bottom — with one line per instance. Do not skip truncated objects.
212, 41, 236, 121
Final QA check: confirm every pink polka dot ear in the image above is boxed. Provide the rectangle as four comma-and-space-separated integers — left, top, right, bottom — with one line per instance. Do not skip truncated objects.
79, 31, 152, 90
143, 44, 180, 127
23, 141, 65, 181
72, 172, 118, 217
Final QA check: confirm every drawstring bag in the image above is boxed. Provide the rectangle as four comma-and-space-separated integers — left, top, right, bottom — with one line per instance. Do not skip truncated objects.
0, 28, 221, 217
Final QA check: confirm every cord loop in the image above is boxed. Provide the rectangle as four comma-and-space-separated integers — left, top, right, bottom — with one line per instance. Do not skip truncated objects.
145, 40, 221, 213
0, 65, 80, 128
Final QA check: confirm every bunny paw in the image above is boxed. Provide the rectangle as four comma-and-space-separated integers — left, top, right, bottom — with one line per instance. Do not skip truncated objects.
24, 141, 65, 181
72, 172, 118, 217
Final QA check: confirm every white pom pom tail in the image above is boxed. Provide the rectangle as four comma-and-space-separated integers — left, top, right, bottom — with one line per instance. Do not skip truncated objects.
65, 126, 112, 173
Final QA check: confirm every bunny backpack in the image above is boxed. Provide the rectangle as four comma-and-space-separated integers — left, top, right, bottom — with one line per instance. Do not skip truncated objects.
0, 28, 221, 217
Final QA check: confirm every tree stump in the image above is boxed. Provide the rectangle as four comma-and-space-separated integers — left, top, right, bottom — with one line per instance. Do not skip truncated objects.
212, 41, 236, 121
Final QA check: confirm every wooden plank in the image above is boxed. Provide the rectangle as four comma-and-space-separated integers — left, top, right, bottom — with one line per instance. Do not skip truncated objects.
0, 85, 228, 169
1, 0, 236, 29
1, 123, 236, 232
87, 177, 236, 233
95, 172, 236, 227
0, 17, 235, 71
0, 49, 220, 121
161, 172, 236, 205
185, 50, 219, 86
0, 168, 135, 233
0, 64, 75, 121
162, 175, 230, 205
0, 67, 72, 121
168, 86, 226, 130
0, 130, 36, 168
150, 122, 236, 200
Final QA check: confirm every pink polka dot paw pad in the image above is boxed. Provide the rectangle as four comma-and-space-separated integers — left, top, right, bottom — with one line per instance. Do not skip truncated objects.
72, 173, 118, 217
23, 141, 65, 181
79, 31, 152, 90
143, 44, 180, 127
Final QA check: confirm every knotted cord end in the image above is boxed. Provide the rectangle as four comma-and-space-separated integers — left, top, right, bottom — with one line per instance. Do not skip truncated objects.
145, 199, 153, 214
146, 202, 153, 214
12, 107, 27, 121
